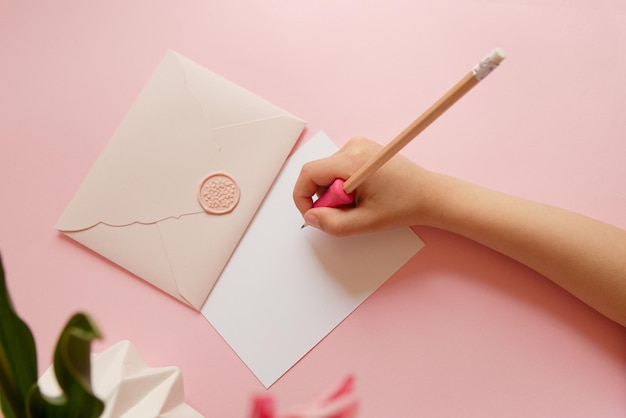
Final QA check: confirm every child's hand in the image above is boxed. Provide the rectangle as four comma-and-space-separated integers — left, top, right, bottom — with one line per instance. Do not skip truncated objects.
293, 136, 440, 236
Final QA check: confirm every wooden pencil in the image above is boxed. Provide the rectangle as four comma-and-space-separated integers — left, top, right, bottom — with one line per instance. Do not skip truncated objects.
342, 48, 506, 195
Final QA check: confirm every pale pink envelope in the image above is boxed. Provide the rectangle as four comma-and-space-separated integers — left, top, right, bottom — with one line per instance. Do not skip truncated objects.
56, 51, 305, 309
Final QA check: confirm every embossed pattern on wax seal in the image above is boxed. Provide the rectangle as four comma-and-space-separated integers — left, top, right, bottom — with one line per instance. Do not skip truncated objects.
198, 173, 240, 214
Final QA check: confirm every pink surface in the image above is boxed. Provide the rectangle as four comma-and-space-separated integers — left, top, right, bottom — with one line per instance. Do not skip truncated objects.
1, 1, 625, 417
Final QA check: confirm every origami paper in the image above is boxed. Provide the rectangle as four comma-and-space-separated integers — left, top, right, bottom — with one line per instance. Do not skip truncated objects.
38, 340, 203, 418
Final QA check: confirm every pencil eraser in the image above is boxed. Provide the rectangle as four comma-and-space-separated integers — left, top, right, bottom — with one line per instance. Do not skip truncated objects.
473, 48, 506, 81
489, 48, 506, 65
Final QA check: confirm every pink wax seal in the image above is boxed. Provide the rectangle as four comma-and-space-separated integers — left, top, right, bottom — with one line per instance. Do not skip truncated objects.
198, 172, 240, 214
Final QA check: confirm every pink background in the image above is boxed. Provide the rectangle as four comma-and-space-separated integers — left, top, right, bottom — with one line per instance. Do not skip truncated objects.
1, 1, 625, 416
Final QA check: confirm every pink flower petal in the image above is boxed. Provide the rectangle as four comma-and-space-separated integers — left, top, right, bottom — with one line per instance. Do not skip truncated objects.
284, 375, 359, 418
251, 394, 276, 418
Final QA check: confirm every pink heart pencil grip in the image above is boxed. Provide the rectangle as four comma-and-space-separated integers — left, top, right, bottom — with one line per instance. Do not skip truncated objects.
309, 48, 506, 211
312, 178, 355, 208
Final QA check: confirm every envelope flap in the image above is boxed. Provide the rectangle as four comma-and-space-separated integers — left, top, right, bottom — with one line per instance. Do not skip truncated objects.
173, 51, 298, 127
157, 116, 307, 309
56, 51, 304, 232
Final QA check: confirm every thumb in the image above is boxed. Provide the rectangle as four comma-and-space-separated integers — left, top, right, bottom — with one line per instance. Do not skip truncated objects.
303, 207, 368, 237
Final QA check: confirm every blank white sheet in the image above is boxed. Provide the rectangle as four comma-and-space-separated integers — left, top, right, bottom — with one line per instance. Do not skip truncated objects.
201, 131, 425, 387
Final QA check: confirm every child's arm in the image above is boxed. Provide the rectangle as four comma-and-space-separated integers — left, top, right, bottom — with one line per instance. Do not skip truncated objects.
427, 173, 626, 327
294, 137, 626, 326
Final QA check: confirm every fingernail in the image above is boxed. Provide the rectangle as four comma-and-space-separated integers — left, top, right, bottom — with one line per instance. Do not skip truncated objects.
304, 213, 320, 229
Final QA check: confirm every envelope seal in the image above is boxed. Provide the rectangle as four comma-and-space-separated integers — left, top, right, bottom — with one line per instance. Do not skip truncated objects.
198, 173, 240, 214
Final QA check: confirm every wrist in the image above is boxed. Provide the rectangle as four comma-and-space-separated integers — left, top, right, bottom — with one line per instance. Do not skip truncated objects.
417, 172, 475, 231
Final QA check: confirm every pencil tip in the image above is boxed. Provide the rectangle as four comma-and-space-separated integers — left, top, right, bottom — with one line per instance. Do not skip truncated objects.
301, 223, 307, 229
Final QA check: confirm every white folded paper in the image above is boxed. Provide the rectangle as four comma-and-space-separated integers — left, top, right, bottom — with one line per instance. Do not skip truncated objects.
38, 340, 203, 418
202, 131, 425, 387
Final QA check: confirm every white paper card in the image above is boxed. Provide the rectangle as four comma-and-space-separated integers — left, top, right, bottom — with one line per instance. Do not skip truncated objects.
201, 131, 425, 387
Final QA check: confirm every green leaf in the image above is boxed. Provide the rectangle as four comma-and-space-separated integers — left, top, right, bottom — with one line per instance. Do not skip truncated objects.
0, 254, 38, 418
27, 313, 105, 418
